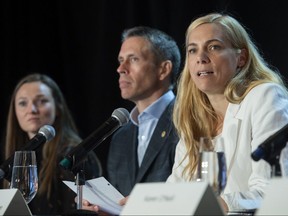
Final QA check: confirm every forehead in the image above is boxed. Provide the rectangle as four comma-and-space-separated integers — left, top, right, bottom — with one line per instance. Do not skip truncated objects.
119, 36, 151, 55
16, 82, 52, 98
188, 23, 226, 44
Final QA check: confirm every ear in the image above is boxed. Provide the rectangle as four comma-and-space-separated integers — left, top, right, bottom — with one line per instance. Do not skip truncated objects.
237, 48, 247, 68
159, 60, 172, 81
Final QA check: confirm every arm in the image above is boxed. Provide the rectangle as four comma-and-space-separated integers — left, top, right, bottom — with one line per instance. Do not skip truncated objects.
222, 83, 288, 210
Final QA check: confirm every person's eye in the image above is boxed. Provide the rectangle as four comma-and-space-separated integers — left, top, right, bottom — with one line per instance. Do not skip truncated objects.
208, 44, 221, 51
35, 98, 49, 106
17, 101, 27, 107
40, 98, 49, 104
187, 47, 196, 55
118, 58, 124, 64
130, 57, 139, 62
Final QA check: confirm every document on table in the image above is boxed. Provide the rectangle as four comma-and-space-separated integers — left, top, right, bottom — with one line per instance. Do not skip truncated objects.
63, 177, 124, 215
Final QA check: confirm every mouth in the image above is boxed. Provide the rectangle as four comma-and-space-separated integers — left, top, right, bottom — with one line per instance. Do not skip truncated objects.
28, 116, 39, 121
28, 118, 40, 123
197, 71, 214, 76
119, 80, 130, 88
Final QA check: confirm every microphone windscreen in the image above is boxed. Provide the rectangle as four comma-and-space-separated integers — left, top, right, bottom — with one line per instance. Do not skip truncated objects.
38, 125, 56, 141
112, 108, 130, 126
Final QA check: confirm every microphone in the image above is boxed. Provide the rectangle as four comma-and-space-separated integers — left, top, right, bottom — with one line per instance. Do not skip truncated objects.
0, 125, 56, 180
251, 123, 288, 165
59, 107, 130, 171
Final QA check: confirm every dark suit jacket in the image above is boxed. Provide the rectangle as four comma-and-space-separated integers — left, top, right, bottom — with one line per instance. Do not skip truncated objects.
107, 100, 179, 196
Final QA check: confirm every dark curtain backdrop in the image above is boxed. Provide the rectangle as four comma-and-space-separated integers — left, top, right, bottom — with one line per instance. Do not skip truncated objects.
1, 0, 287, 177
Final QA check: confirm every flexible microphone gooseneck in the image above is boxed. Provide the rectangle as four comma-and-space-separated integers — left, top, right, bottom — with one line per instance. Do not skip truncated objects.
59, 108, 130, 171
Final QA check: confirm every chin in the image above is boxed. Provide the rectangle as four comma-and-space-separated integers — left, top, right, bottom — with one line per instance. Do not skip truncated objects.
121, 93, 131, 100
26, 124, 43, 133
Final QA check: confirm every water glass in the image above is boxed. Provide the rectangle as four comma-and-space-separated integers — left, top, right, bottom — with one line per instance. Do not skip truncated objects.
196, 137, 227, 196
10, 151, 38, 203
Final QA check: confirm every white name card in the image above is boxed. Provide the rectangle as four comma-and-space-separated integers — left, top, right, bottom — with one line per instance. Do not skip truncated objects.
0, 189, 32, 215
256, 178, 288, 215
120, 182, 224, 215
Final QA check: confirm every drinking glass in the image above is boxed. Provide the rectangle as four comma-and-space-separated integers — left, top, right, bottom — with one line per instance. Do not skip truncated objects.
195, 137, 227, 196
10, 151, 38, 203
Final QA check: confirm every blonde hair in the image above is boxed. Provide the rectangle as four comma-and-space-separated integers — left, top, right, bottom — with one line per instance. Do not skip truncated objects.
173, 13, 287, 179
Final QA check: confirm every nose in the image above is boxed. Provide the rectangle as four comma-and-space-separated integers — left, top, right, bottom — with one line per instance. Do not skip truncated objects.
117, 61, 128, 75
196, 51, 210, 64
29, 103, 39, 113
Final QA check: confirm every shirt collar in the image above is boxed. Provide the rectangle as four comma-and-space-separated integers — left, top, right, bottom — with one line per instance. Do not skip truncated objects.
130, 90, 175, 125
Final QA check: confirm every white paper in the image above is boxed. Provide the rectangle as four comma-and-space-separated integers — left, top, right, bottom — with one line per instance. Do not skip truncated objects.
63, 177, 124, 215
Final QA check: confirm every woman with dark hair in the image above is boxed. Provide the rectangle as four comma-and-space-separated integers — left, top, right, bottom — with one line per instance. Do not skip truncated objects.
2, 73, 102, 215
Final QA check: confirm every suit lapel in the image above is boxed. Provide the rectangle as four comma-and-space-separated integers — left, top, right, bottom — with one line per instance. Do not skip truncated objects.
127, 124, 139, 185
135, 101, 174, 182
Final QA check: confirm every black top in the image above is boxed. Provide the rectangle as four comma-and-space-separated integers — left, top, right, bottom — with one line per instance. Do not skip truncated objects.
28, 146, 102, 215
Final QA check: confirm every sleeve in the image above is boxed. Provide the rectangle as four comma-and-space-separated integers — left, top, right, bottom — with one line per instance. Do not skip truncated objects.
222, 83, 288, 210
166, 139, 190, 182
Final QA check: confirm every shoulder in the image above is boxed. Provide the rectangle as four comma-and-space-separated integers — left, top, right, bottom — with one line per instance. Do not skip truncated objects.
228, 83, 288, 118
113, 121, 134, 134
247, 83, 287, 98
240, 83, 288, 108
159, 98, 175, 120
110, 121, 135, 142
236, 83, 288, 118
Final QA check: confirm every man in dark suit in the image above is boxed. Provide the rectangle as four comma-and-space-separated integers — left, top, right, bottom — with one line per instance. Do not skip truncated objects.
107, 26, 181, 196
81, 26, 181, 212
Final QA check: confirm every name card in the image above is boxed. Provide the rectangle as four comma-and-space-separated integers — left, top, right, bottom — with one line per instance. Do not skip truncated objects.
0, 189, 32, 215
120, 182, 224, 215
256, 178, 288, 215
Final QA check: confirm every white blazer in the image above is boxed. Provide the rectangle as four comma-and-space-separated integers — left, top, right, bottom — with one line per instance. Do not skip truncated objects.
167, 83, 288, 210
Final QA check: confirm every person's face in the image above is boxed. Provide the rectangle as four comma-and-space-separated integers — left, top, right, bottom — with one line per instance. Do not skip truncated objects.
15, 81, 56, 138
117, 36, 163, 103
187, 23, 241, 95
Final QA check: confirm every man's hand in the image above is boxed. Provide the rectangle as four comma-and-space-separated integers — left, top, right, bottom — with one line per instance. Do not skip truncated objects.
75, 198, 100, 212
119, 196, 129, 206
218, 197, 228, 212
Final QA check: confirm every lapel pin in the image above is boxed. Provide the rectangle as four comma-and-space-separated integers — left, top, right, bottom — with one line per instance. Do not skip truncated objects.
161, 131, 166, 138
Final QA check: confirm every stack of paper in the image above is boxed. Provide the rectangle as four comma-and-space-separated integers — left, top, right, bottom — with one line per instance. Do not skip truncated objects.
63, 177, 124, 215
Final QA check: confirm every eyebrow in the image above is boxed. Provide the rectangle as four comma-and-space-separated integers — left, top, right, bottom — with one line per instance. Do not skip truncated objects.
16, 94, 49, 100
118, 53, 137, 61
187, 38, 224, 48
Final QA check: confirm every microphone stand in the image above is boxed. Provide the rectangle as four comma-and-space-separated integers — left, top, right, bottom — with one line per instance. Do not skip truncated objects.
268, 142, 282, 177
75, 169, 85, 209
71, 162, 85, 210
271, 156, 282, 177
59, 155, 91, 211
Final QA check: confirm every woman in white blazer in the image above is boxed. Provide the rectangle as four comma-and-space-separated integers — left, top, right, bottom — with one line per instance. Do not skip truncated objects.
167, 13, 288, 212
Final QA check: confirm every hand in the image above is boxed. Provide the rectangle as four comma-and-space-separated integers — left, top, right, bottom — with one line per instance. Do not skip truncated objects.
74, 197, 100, 212
119, 196, 129, 206
218, 197, 228, 212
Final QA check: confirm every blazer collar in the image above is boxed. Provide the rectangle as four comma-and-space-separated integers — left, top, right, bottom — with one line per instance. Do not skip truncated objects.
227, 102, 245, 120
223, 102, 244, 173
